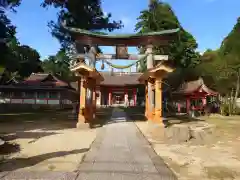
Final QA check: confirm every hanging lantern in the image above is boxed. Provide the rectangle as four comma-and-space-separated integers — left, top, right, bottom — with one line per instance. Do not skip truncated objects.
101, 60, 105, 70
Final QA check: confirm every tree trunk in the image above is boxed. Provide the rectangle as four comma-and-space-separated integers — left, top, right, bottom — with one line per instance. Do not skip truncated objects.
234, 68, 240, 112
230, 88, 234, 115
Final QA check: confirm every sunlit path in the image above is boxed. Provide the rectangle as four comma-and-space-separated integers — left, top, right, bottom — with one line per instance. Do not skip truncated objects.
76, 108, 177, 180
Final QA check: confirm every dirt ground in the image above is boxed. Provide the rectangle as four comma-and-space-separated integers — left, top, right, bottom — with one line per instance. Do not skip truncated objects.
0, 111, 97, 172
136, 115, 240, 180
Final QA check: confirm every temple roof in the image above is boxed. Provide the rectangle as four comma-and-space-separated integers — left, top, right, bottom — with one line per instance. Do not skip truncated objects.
0, 73, 75, 91
69, 72, 142, 89
100, 72, 142, 86
173, 77, 218, 95
23, 73, 70, 87
4, 77, 20, 85
63, 24, 180, 46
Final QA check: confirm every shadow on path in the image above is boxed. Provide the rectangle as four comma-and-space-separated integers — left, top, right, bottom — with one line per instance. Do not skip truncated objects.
0, 148, 89, 172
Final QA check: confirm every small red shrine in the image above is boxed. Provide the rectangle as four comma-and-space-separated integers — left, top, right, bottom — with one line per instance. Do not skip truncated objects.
172, 77, 218, 113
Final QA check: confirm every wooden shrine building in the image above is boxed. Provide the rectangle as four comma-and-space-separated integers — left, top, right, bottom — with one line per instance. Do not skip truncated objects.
172, 77, 218, 114
0, 73, 78, 111
96, 72, 144, 106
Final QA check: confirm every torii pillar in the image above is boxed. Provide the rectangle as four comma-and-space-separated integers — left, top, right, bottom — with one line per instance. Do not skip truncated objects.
70, 63, 104, 128
153, 77, 162, 122
78, 76, 87, 124
146, 45, 154, 120
145, 80, 148, 117
139, 63, 174, 125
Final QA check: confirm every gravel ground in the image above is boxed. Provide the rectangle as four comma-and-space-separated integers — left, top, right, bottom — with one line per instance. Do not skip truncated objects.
0, 112, 97, 173
135, 120, 240, 180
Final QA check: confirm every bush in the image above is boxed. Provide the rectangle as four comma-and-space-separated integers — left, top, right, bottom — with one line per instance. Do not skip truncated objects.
220, 104, 229, 116
233, 107, 240, 115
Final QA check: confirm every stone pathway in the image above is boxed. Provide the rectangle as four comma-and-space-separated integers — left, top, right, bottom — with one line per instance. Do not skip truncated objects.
0, 108, 177, 180
76, 108, 177, 180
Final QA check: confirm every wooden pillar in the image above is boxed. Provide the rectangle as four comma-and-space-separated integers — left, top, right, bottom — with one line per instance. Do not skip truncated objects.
186, 98, 191, 114
98, 88, 101, 106
87, 79, 95, 122
145, 81, 148, 117
108, 89, 112, 106
146, 45, 154, 119
92, 82, 96, 119
134, 88, 137, 106
125, 88, 129, 107
177, 103, 181, 113
202, 97, 207, 106
77, 77, 87, 126
153, 77, 162, 123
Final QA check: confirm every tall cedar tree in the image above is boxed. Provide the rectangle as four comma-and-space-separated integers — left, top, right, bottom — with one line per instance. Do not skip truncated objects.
135, 0, 199, 71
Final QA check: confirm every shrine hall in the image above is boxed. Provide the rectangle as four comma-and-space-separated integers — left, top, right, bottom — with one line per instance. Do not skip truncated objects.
96, 72, 144, 107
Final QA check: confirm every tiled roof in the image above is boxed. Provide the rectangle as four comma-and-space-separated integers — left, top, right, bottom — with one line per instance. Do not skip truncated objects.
5, 77, 20, 85
69, 72, 143, 88
23, 73, 69, 87
24, 73, 48, 81
70, 82, 78, 90
174, 77, 218, 95
100, 72, 143, 86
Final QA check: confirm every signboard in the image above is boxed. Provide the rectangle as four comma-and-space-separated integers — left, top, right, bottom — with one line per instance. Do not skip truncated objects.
115, 46, 129, 59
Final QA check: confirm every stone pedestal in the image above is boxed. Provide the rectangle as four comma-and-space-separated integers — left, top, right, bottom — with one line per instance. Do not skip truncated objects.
76, 121, 90, 129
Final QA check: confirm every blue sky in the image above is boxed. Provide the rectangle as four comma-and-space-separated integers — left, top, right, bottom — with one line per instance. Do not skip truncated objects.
7, 0, 240, 70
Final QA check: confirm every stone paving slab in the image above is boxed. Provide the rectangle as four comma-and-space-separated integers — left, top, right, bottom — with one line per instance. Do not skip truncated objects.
76, 108, 177, 180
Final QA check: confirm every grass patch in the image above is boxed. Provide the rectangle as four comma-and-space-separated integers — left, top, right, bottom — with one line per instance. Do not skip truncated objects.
203, 117, 240, 140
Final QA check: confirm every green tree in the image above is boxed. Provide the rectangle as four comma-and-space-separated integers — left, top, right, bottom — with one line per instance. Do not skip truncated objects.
1, 36, 43, 83
0, 0, 20, 81
42, 0, 123, 49
192, 17, 240, 114
41, 49, 74, 81
217, 17, 240, 98
135, 0, 199, 70
16, 45, 43, 77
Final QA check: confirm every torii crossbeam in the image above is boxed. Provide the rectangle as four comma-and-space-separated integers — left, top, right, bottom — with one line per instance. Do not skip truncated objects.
63, 23, 180, 127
